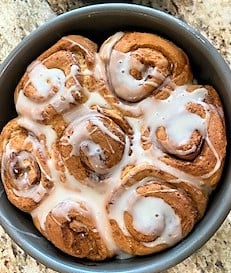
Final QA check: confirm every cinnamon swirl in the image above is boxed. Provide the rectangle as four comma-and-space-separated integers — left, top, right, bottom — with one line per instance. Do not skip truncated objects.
14, 35, 97, 121
0, 118, 53, 212
99, 31, 192, 104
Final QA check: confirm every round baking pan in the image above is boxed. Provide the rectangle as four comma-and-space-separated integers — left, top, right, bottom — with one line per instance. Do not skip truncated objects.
0, 3, 230, 273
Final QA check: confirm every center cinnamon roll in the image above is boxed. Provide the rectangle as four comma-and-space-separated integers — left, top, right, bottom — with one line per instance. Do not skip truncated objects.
59, 112, 126, 184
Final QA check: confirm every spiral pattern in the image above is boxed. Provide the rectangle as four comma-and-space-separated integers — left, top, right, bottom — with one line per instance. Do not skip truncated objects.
0, 119, 53, 212
156, 85, 226, 186
42, 200, 113, 261
108, 165, 200, 255
58, 111, 126, 184
15, 35, 98, 121
0, 32, 226, 261
100, 32, 192, 103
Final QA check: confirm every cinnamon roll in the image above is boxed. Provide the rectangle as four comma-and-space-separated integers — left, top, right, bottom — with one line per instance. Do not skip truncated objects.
0, 118, 53, 212
15, 35, 98, 121
37, 200, 113, 261
58, 110, 127, 185
108, 165, 198, 255
154, 85, 226, 187
0, 31, 226, 261
99, 31, 192, 103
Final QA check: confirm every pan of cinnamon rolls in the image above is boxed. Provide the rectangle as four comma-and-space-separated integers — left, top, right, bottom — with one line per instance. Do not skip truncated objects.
0, 4, 230, 273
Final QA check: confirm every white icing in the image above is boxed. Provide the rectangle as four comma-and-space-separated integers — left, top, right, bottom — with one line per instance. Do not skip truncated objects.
28, 62, 66, 97
13, 80, 221, 258
31, 163, 118, 252
16, 62, 82, 120
203, 135, 222, 179
141, 86, 208, 147
0, 117, 60, 202
109, 50, 164, 102
84, 91, 110, 109
80, 140, 107, 174
113, 76, 173, 117
93, 53, 108, 82
132, 197, 181, 244
17, 117, 57, 151
7, 149, 37, 189
62, 36, 92, 57
109, 180, 182, 247
13, 183, 47, 203
63, 104, 90, 123
2, 142, 49, 203
51, 200, 88, 221
125, 113, 207, 188
60, 111, 126, 177
10, 80, 222, 257
99, 32, 124, 63
62, 113, 123, 157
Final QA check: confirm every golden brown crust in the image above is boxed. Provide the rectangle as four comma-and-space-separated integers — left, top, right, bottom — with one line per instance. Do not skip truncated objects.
58, 113, 126, 185
42, 200, 113, 261
0, 119, 53, 212
14, 35, 98, 121
108, 165, 198, 255
102, 32, 193, 104
158, 85, 226, 187
113, 32, 192, 86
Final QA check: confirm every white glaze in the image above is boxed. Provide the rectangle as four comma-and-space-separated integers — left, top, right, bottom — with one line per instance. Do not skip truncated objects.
84, 91, 110, 109
99, 32, 124, 63
2, 139, 49, 203
5, 147, 37, 190
62, 113, 122, 155
109, 50, 164, 102
28, 62, 66, 98
16, 61, 82, 120
2, 33, 225, 259
13, 183, 47, 203
132, 197, 181, 245
109, 179, 182, 247
51, 199, 88, 222
17, 117, 57, 151
31, 161, 119, 252
60, 111, 126, 176
142, 86, 208, 146
80, 141, 106, 173
93, 53, 108, 82
15, 81, 220, 253
62, 36, 92, 58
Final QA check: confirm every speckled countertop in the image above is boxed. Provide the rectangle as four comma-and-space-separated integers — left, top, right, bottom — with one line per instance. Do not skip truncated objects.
0, 1, 230, 272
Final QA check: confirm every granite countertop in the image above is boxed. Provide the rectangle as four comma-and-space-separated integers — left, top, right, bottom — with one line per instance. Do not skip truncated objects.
0, 1, 230, 272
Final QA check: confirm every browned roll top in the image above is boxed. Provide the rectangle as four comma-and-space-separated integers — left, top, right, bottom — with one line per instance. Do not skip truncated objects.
43, 200, 113, 261
58, 112, 126, 185
14, 35, 98, 121
0, 119, 53, 212
156, 85, 226, 187
108, 165, 200, 256
101, 32, 192, 103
